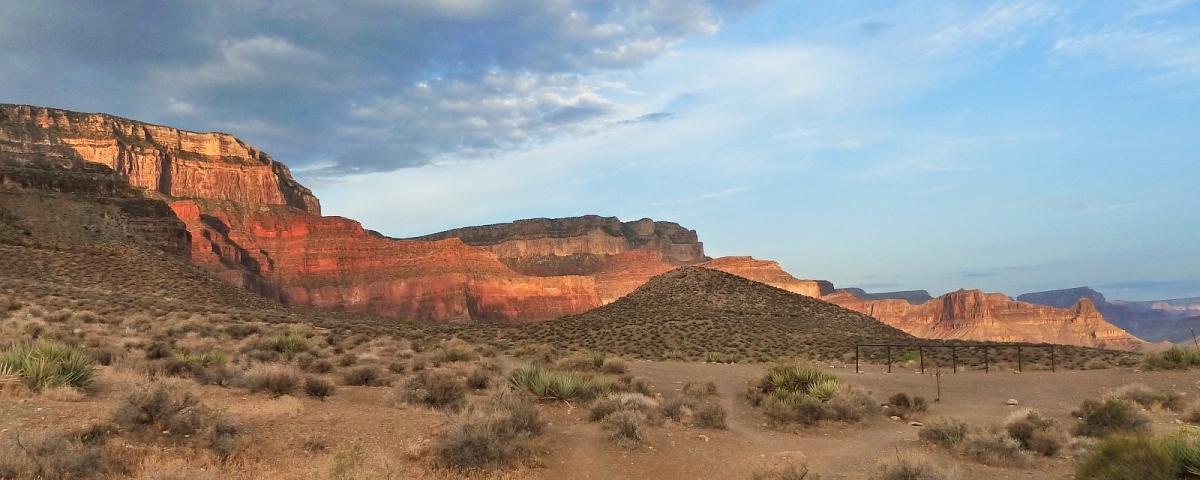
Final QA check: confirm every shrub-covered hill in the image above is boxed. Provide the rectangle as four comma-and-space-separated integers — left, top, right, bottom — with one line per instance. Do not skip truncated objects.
497, 266, 921, 362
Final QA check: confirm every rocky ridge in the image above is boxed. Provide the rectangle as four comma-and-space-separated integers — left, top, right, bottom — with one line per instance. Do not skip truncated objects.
824, 288, 1144, 349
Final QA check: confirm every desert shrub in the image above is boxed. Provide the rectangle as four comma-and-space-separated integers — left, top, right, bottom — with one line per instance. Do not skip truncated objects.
1072, 398, 1150, 437
84, 347, 118, 366
886, 392, 928, 418
750, 459, 818, 480
1145, 345, 1200, 370
144, 341, 173, 360
601, 410, 645, 447
1112, 383, 1183, 411
683, 380, 718, 398
507, 365, 610, 401
589, 393, 659, 422
1184, 402, 1200, 425
599, 358, 628, 374
1162, 426, 1200, 477
702, 351, 743, 363
329, 440, 365, 480
919, 418, 971, 448
747, 365, 840, 407
269, 330, 310, 354
307, 359, 334, 374
112, 381, 236, 458
400, 370, 467, 411
243, 364, 302, 396
587, 351, 608, 369
434, 392, 544, 470
962, 428, 1027, 466
1004, 409, 1065, 456
1075, 435, 1177, 480
870, 452, 951, 480
431, 347, 472, 364
336, 353, 357, 367
0, 342, 93, 392
342, 365, 384, 386
694, 402, 727, 429
304, 376, 336, 399
3, 427, 107, 479
466, 368, 492, 390
760, 380, 876, 427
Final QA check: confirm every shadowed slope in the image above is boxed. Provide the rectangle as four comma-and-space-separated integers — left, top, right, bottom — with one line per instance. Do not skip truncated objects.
502, 267, 918, 361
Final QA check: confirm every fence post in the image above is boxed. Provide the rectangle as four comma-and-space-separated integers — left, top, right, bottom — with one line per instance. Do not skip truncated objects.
1017, 345, 1022, 373
952, 346, 957, 373
855, 345, 860, 374
919, 346, 925, 374
984, 347, 989, 374
887, 345, 892, 374
1050, 345, 1055, 372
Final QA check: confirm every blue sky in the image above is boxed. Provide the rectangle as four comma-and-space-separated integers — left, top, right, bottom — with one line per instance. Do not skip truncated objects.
2, 1, 1198, 300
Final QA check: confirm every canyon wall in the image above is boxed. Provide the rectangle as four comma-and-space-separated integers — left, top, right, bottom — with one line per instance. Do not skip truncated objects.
414, 215, 707, 276
824, 288, 1144, 349
698, 256, 824, 298
0, 104, 320, 214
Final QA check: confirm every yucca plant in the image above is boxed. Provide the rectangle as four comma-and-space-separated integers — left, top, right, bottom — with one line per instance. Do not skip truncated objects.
760, 365, 840, 396
1162, 346, 1200, 368
0, 342, 94, 391
1162, 426, 1200, 476
270, 330, 311, 354
587, 351, 608, 369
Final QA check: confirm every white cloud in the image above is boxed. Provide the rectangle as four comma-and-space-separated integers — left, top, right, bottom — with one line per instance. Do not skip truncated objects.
1054, 28, 1200, 82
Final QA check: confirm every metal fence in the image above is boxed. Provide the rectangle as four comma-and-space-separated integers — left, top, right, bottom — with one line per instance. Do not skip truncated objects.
855, 343, 1057, 374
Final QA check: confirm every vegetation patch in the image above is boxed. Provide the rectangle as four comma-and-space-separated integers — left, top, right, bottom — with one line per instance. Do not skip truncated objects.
0, 342, 93, 392
747, 366, 877, 427
1072, 398, 1150, 437
434, 392, 545, 470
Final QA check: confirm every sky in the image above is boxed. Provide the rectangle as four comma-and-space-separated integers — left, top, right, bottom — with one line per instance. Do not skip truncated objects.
2, 0, 1198, 301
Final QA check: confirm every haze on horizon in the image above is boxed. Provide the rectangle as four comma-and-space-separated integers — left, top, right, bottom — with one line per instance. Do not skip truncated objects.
2, 1, 1197, 301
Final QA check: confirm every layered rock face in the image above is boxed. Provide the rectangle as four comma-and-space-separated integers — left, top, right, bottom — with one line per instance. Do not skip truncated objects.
0, 104, 320, 214
170, 200, 602, 321
414, 215, 707, 276
840, 288, 934, 305
824, 288, 1144, 349
698, 256, 824, 298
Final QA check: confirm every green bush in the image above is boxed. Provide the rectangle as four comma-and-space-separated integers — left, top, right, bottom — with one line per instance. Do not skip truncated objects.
0, 342, 94, 392
1162, 426, 1200, 477
1075, 435, 1177, 480
1072, 398, 1150, 437
269, 330, 311, 354
507, 365, 611, 401
1146, 345, 1200, 370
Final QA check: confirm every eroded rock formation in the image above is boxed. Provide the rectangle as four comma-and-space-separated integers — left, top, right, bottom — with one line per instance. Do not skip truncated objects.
0, 104, 320, 214
698, 256, 824, 298
824, 288, 1144, 349
414, 215, 707, 276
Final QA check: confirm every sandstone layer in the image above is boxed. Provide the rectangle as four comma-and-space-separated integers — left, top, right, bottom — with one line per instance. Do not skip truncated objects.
414, 215, 707, 276
0, 104, 320, 214
824, 289, 1144, 349
698, 256, 825, 298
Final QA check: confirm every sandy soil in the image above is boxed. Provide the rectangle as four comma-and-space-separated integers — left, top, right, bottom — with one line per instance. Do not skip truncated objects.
5, 362, 1199, 479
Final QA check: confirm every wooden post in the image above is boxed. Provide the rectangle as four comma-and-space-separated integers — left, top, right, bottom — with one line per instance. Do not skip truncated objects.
887, 345, 892, 374
984, 347, 989, 374
1017, 345, 1022, 373
1050, 345, 1055, 372
919, 346, 925, 374
952, 347, 957, 374
935, 365, 942, 402
855, 345, 860, 374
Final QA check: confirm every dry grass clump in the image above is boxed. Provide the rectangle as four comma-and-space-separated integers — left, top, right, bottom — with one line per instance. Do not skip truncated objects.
869, 452, 953, 480
961, 427, 1027, 466
589, 392, 661, 423
434, 392, 545, 470
918, 418, 970, 449
920, 416, 1046, 466
747, 366, 876, 427
0, 426, 109, 479
657, 380, 726, 428
750, 458, 819, 480
1072, 398, 1150, 437
111, 381, 239, 460
0, 341, 94, 392
1111, 383, 1184, 411
601, 410, 646, 447
242, 364, 302, 396
399, 370, 467, 411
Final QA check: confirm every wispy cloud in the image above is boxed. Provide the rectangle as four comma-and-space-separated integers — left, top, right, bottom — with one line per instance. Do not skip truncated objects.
1054, 28, 1200, 83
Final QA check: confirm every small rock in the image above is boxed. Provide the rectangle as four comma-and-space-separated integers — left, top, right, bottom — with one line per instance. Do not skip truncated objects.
1006, 399, 1019, 406
890, 416, 901, 421
698, 434, 710, 442
909, 421, 923, 427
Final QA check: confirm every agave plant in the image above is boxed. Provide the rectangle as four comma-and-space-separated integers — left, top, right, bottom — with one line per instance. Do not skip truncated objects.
1162, 426, 1200, 476
0, 342, 94, 391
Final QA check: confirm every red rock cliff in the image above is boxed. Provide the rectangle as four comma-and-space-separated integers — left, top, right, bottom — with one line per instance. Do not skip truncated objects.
698, 256, 824, 298
413, 215, 707, 276
824, 288, 1144, 349
0, 104, 320, 214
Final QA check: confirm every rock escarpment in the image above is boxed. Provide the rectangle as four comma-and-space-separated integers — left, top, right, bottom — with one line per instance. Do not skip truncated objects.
1019, 287, 1200, 343
0, 104, 320, 214
840, 288, 934, 305
824, 289, 1144, 349
414, 215, 707, 276
698, 256, 825, 298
